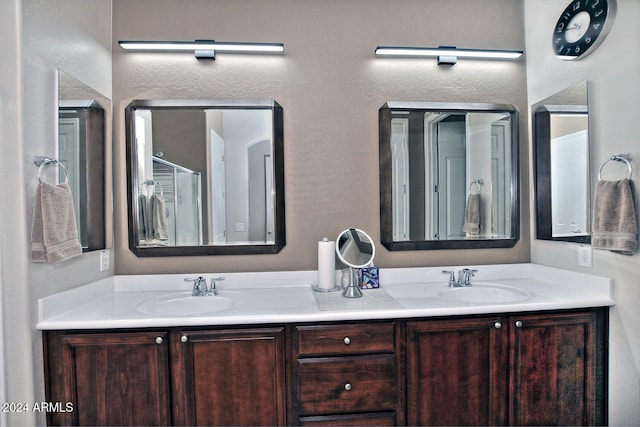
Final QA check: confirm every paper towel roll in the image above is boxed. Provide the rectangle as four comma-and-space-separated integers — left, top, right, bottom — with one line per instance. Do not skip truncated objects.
317, 238, 336, 289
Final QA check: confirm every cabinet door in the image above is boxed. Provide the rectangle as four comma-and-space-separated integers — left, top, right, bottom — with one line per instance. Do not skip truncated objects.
509, 311, 605, 426
44, 331, 171, 426
407, 317, 509, 426
171, 327, 286, 426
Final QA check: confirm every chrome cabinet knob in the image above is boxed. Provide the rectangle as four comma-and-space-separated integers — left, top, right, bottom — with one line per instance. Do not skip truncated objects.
155, 337, 163, 344
181, 335, 188, 343
494, 321, 502, 329
343, 337, 351, 345
344, 382, 352, 391
515, 320, 523, 328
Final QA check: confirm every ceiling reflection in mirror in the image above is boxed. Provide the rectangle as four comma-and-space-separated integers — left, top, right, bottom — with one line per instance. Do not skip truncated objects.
58, 70, 109, 251
379, 102, 519, 250
533, 81, 590, 243
126, 99, 285, 256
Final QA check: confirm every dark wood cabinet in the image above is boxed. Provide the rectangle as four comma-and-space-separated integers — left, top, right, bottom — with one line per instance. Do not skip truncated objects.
44, 330, 172, 426
170, 327, 286, 426
44, 327, 286, 426
407, 309, 607, 426
288, 322, 403, 426
407, 317, 509, 426
509, 311, 607, 426
44, 309, 606, 426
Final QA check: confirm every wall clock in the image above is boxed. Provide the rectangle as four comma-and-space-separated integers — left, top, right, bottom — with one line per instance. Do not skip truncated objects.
552, 0, 616, 60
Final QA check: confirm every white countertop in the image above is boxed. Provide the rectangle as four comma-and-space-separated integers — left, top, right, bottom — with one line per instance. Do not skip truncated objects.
37, 263, 614, 330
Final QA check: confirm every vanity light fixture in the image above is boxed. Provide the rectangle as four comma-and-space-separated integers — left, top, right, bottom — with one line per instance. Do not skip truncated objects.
119, 39, 284, 60
374, 46, 523, 65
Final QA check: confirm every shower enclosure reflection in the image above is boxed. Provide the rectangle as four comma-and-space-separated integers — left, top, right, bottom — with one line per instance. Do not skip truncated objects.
380, 102, 519, 250
126, 99, 285, 256
138, 157, 203, 246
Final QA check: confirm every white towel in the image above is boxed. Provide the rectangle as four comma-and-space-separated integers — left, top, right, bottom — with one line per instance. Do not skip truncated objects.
592, 179, 638, 255
31, 182, 83, 263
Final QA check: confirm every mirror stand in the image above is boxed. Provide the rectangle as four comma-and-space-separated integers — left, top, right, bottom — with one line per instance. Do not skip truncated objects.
335, 228, 375, 299
342, 268, 363, 298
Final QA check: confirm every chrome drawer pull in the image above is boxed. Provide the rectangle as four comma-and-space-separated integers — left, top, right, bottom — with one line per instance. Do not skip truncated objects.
344, 382, 352, 391
155, 337, 163, 344
343, 336, 351, 345
181, 335, 188, 343
494, 321, 502, 329
515, 320, 523, 328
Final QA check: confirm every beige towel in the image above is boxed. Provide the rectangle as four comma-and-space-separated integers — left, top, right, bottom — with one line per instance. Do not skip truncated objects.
150, 194, 169, 243
592, 179, 637, 255
31, 182, 82, 263
463, 193, 481, 235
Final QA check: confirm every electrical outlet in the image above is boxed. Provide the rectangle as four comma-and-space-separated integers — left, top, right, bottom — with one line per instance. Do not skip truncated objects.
100, 249, 111, 272
578, 245, 592, 268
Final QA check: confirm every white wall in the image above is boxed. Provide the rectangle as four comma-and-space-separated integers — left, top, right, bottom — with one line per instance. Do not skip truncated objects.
0, 3, 23, 424
0, 1, 112, 425
524, 1, 640, 424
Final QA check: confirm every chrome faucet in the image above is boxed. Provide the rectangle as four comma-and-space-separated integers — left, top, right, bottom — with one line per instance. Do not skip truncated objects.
458, 268, 478, 286
442, 270, 457, 287
185, 276, 226, 296
441, 268, 478, 287
186, 276, 209, 296
208, 277, 225, 296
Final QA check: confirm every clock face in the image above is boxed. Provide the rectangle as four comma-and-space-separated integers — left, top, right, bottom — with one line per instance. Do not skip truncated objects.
552, 0, 616, 60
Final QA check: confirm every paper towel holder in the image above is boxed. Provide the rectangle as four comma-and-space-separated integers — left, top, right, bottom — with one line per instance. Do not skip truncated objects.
336, 228, 376, 298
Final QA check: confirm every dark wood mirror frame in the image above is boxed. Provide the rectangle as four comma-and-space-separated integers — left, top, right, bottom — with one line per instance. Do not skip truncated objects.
379, 101, 520, 251
533, 105, 590, 244
58, 70, 107, 252
125, 99, 285, 256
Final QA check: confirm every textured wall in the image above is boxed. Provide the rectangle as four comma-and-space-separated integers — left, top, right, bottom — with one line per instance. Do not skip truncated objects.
113, 0, 528, 274
2, 1, 112, 425
524, 0, 640, 423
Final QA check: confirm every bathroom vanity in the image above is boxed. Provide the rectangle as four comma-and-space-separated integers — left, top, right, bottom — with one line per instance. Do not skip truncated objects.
39, 264, 612, 426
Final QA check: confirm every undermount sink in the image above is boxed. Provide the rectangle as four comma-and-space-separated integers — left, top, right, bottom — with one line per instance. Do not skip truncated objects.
438, 282, 530, 304
137, 292, 233, 316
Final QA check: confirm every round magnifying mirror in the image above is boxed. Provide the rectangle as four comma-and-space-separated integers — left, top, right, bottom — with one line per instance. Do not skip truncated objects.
336, 228, 375, 298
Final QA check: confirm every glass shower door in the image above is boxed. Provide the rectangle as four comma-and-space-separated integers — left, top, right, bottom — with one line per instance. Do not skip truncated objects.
175, 169, 202, 245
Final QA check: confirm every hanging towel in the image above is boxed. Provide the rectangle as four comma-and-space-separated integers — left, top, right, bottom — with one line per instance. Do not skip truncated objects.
150, 193, 169, 243
31, 182, 82, 263
592, 179, 638, 255
463, 193, 481, 235
138, 194, 150, 242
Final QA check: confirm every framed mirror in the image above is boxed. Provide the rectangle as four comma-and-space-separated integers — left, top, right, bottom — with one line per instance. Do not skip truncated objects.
379, 102, 519, 250
533, 81, 590, 243
125, 99, 285, 256
58, 70, 108, 251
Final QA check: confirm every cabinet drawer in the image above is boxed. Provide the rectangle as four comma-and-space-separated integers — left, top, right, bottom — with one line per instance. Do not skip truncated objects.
296, 322, 395, 356
299, 412, 396, 426
297, 355, 396, 415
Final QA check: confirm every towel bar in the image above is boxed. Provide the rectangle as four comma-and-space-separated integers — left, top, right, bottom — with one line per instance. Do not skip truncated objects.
468, 179, 483, 194
33, 155, 69, 184
142, 179, 164, 195
598, 154, 633, 181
